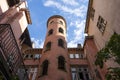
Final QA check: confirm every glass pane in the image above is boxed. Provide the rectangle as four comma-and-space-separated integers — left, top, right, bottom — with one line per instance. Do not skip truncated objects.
72, 73, 78, 80
84, 68, 87, 71
34, 54, 40, 59
78, 68, 82, 72
75, 54, 79, 58
85, 73, 90, 80
80, 54, 83, 58
71, 67, 76, 71
78, 72, 84, 80
70, 54, 74, 58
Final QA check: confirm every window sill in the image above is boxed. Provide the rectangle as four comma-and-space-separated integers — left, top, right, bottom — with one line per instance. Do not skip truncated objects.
44, 49, 51, 53
58, 68, 67, 72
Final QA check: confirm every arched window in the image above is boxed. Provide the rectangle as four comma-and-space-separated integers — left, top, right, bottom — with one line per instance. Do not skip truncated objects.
60, 21, 63, 25
58, 56, 66, 70
58, 39, 64, 48
42, 60, 49, 75
44, 42, 51, 52
25, 54, 29, 58
50, 21, 54, 24
48, 29, 53, 36
59, 27, 64, 34
30, 54, 33, 58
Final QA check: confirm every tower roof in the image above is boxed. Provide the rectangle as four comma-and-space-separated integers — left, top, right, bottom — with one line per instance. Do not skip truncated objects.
47, 15, 67, 28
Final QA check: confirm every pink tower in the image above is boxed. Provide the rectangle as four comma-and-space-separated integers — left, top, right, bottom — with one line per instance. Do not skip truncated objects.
38, 15, 71, 80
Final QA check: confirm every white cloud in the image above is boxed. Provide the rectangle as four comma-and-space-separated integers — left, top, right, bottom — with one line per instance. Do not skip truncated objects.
61, 0, 79, 6
68, 41, 77, 47
43, 1, 87, 17
31, 38, 44, 48
43, 0, 88, 47
67, 20, 85, 47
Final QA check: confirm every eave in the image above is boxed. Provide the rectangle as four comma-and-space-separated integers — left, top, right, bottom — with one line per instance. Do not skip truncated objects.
20, 8, 32, 24
84, 0, 93, 33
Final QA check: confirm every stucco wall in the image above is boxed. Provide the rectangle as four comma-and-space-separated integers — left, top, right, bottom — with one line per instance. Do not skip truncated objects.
0, 0, 9, 15
84, 37, 107, 80
87, 0, 120, 50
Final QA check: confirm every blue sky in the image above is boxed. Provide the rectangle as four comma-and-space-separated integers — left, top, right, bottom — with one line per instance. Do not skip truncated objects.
27, 0, 89, 48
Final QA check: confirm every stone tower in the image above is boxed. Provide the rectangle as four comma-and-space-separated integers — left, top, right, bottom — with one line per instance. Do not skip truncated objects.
38, 15, 71, 80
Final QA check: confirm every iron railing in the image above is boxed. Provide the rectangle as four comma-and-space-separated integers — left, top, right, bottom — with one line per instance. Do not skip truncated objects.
0, 24, 28, 80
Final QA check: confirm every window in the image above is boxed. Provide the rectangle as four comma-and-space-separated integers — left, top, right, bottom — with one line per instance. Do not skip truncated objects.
42, 60, 49, 75
7, 0, 20, 7
95, 69, 102, 79
25, 54, 29, 58
44, 42, 51, 52
79, 54, 83, 58
60, 21, 63, 25
30, 54, 33, 58
71, 67, 91, 80
69, 54, 74, 58
24, 54, 34, 59
90, 7, 95, 20
58, 56, 66, 71
69, 54, 84, 59
34, 54, 40, 59
58, 39, 64, 48
97, 16, 107, 34
50, 21, 54, 24
59, 27, 64, 34
75, 54, 79, 58
48, 29, 53, 36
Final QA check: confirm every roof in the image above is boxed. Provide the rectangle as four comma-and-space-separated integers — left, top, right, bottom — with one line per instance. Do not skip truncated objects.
20, 28, 32, 47
47, 15, 67, 28
84, 0, 93, 33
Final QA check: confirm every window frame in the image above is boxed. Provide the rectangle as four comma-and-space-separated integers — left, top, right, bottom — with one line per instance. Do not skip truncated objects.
97, 16, 107, 34
49, 21, 54, 24
58, 56, 66, 71
48, 29, 53, 36
69, 53, 84, 59
58, 39, 64, 48
59, 21, 63, 25
44, 42, 51, 52
41, 60, 49, 76
71, 66, 91, 80
59, 27, 64, 34
90, 7, 95, 20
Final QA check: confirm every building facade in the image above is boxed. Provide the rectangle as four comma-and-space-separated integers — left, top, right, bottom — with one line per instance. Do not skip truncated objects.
23, 15, 92, 80
1, 0, 120, 80
0, 0, 32, 80
84, 0, 120, 80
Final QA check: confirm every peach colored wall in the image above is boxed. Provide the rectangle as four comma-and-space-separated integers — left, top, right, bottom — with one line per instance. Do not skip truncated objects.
0, 2, 29, 47
24, 59, 39, 66
0, 0, 9, 14
18, 11, 28, 32
87, 0, 120, 50
84, 37, 107, 80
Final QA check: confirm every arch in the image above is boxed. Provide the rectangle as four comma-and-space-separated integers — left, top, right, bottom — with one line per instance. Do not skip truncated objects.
58, 39, 64, 48
59, 27, 64, 34
44, 42, 51, 52
48, 29, 53, 36
42, 60, 49, 75
49, 20, 54, 24
58, 56, 66, 70
60, 20, 63, 25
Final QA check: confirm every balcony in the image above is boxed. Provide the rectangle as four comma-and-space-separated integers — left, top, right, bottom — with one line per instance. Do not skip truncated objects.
0, 24, 28, 79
